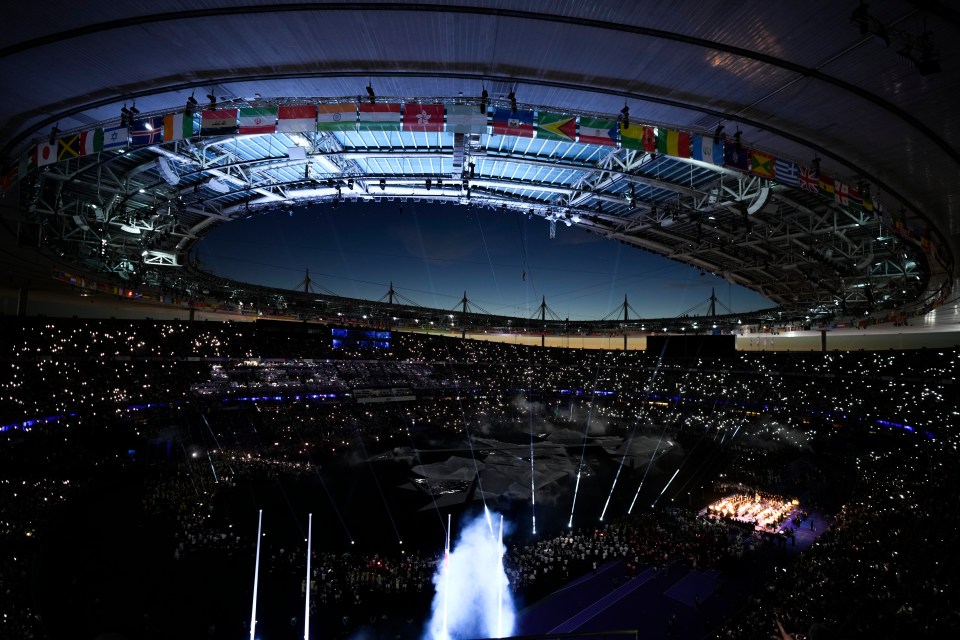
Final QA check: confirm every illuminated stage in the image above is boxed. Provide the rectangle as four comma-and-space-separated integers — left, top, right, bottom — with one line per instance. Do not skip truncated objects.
701, 493, 799, 532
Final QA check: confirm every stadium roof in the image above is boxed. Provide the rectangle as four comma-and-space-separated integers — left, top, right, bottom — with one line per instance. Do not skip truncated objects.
1, 1, 958, 322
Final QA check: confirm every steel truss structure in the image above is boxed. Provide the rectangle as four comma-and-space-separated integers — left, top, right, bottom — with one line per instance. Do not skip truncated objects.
18, 98, 933, 324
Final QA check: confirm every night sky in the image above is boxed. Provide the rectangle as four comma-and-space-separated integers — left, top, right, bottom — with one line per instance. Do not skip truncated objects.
197, 201, 771, 321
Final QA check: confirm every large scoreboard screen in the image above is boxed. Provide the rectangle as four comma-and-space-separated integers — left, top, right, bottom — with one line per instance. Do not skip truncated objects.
331, 327, 391, 350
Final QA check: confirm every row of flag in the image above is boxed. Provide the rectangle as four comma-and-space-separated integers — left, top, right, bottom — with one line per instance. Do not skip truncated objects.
4, 101, 941, 266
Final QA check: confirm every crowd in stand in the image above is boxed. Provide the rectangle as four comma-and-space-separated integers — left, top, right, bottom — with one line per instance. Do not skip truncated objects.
1, 316, 956, 439
0, 317, 958, 639
718, 438, 958, 639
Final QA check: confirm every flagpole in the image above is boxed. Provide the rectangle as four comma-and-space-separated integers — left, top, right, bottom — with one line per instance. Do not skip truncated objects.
304, 513, 312, 640
249, 509, 263, 640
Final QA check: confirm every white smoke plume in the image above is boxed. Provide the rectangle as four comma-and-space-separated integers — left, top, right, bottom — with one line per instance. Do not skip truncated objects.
423, 510, 516, 640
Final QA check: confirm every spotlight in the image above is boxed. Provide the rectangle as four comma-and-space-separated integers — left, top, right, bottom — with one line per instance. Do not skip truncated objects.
915, 33, 941, 76
366, 84, 375, 103
732, 129, 742, 148
713, 124, 725, 144
425, 178, 432, 191
120, 106, 132, 127
620, 104, 630, 129
508, 90, 517, 113
872, 23, 890, 48
185, 94, 198, 115
49, 126, 59, 145
207, 94, 217, 109
130, 104, 140, 116
379, 178, 386, 190
811, 156, 821, 178
850, 1, 870, 35
347, 178, 354, 190
480, 87, 488, 113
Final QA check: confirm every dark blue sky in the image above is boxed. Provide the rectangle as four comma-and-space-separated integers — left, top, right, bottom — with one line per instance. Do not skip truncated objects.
197, 201, 771, 321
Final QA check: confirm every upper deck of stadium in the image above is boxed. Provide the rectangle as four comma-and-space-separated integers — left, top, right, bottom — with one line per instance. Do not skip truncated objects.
1, 1, 959, 333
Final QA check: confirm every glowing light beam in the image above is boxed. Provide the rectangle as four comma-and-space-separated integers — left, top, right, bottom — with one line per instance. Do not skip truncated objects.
249, 509, 263, 640
653, 467, 680, 507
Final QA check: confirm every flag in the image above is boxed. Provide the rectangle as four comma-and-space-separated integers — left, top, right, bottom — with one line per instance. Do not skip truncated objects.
642, 126, 657, 152
536, 112, 576, 142
316, 104, 356, 131
656, 129, 691, 158
80, 128, 104, 155
277, 105, 317, 133
491, 108, 534, 137
200, 109, 238, 136
774, 158, 799, 186
798, 166, 818, 193
19, 149, 36, 178
618, 123, 642, 150
619, 124, 656, 151
446, 104, 487, 134
749, 149, 774, 178
834, 180, 849, 207
101, 126, 128, 151
402, 103, 444, 132
238, 107, 277, 134
723, 144, 749, 170
817, 174, 835, 200
847, 185, 862, 211
358, 103, 401, 131
131, 117, 163, 146
57, 134, 81, 160
162, 112, 194, 142
691, 134, 723, 165
1, 166, 17, 192
578, 116, 617, 146
36, 141, 57, 167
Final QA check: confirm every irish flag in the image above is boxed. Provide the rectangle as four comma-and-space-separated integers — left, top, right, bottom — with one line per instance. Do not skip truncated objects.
162, 113, 194, 142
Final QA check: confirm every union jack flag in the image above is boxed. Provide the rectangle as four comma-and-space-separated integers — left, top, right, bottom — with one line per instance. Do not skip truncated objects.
798, 166, 818, 193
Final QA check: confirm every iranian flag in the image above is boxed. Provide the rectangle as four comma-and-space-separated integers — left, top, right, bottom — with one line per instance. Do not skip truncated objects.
238, 107, 277, 134
277, 105, 318, 133
316, 104, 357, 131
358, 103, 402, 131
